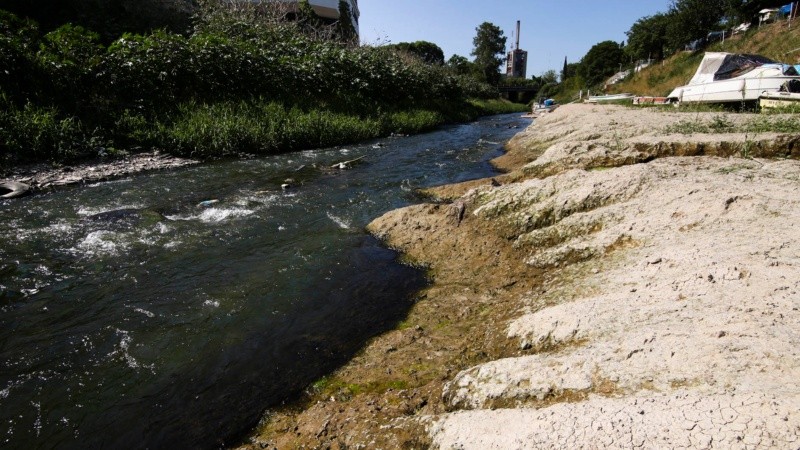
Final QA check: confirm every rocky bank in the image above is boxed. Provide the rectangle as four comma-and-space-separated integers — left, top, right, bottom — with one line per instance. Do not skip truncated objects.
1, 150, 198, 193
246, 104, 800, 449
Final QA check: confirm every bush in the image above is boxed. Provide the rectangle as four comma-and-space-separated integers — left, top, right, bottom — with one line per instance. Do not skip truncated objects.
0, 6, 510, 166
0, 10, 40, 104
36, 24, 104, 111
0, 102, 100, 166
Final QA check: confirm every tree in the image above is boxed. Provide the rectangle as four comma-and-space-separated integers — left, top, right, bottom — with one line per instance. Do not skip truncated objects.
471, 22, 506, 85
560, 57, 579, 82
390, 41, 445, 65
577, 40, 626, 88
625, 13, 670, 61
447, 54, 473, 75
531, 69, 559, 100
665, 0, 727, 51
727, 0, 789, 25
539, 70, 558, 85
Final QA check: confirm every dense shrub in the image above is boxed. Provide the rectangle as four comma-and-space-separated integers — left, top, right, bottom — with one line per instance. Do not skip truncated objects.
0, 10, 40, 105
36, 24, 104, 112
0, 102, 98, 165
0, 7, 514, 167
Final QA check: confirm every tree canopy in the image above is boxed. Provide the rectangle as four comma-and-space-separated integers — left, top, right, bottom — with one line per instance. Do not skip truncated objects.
577, 40, 626, 88
665, 0, 729, 50
471, 21, 506, 85
446, 54, 473, 75
625, 13, 670, 61
389, 41, 445, 65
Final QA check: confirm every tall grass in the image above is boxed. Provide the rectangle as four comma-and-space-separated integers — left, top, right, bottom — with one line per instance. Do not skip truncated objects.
0, 102, 99, 165
157, 101, 475, 158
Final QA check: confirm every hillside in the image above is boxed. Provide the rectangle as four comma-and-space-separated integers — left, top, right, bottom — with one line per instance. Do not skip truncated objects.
612, 19, 800, 97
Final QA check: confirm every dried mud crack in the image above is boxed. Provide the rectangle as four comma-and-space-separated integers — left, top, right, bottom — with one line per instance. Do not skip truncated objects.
241, 105, 800, 449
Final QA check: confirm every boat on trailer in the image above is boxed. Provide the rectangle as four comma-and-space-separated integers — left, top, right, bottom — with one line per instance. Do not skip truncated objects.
668, 52, 800, 104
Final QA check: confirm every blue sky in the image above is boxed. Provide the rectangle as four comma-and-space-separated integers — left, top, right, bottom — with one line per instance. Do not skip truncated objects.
359, 0, 673, 77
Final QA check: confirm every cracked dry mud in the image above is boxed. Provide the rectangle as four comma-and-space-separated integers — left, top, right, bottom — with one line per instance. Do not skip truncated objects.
244, 104, 800, 449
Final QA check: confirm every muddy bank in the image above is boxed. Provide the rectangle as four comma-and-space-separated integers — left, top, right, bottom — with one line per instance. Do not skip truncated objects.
1, 151, 198, 193
243, 104, 800, 449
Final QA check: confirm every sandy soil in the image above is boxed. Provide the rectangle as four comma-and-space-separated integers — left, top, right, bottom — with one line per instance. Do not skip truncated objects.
243, 104, 800, 449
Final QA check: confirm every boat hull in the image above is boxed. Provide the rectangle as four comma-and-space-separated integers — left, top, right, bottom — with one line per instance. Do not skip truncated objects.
585, 93, 635, 103
759, 91, 800, 109
669, 76, 800, 104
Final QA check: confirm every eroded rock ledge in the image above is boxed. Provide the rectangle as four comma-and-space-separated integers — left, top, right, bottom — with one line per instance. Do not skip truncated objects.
246, 104, 800, 449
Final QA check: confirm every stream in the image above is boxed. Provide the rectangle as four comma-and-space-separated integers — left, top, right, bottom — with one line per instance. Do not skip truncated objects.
0, 113, 531, 448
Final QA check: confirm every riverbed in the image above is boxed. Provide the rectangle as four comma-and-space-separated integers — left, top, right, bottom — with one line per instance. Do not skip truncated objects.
0, 114, 531, 448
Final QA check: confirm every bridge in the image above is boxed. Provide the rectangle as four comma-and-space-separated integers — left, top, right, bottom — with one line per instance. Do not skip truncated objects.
497, 85, 539, 103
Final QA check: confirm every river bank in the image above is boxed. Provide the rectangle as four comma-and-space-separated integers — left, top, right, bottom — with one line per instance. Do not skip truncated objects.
244, 104, 800, 448
1, 150, 199, 192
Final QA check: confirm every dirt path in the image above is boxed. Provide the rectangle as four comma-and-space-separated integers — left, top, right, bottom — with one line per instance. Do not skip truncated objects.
242, 104, 800, 449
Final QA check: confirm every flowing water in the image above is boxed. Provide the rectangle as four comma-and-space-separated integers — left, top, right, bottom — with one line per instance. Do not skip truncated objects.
0, 114, 531, 448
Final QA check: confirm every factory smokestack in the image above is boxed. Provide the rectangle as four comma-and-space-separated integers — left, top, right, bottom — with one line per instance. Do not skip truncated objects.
506, 20, 528, 79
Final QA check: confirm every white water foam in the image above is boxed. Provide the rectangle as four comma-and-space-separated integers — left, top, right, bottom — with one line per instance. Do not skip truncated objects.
203, 299, 220, 308
326, 212, 351, 230
86, 178, 132, 188
74, 230, 127, 257
12, 221, 75, 244
132, 307, 155, 318
77, 204, 143, 217
166, 207, 254, 224
109, 329, 154, 371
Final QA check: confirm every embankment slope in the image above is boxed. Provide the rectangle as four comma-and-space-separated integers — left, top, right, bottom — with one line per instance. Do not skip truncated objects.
248, 104, 800, 449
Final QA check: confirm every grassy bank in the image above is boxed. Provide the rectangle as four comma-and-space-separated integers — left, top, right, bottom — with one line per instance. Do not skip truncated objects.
0, 6, 525, 171
613, 20, 800, 97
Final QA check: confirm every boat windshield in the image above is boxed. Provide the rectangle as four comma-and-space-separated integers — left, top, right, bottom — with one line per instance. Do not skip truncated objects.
714, 54, 778, 81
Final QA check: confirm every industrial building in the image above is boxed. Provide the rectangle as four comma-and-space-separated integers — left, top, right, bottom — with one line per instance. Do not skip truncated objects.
506, 20, 528, 78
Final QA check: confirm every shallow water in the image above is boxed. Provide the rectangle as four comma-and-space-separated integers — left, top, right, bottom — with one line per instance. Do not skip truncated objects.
0, 114, 531, 448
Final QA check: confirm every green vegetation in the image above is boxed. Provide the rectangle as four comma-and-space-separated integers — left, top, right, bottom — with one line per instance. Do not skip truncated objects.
309, 375, 409, 400
387, 41, 445, 65
471, 22, 507, 86
665, 114, 800, 134
615, 20, 800, 98
0, 3, 522, 170
577, 41, 626, 88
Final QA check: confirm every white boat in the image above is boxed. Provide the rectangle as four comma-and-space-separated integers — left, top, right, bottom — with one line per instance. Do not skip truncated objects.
668, 52, 800, 104
759, 90, 800, 109
585, 93, 635, 103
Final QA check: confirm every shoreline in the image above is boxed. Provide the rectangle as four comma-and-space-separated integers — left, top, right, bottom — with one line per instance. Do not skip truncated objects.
1, 150, 199, 193
243, 104, 800, 448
